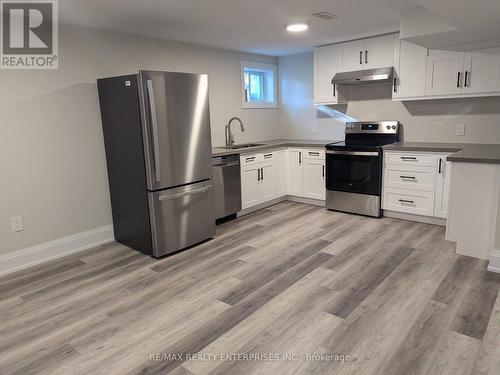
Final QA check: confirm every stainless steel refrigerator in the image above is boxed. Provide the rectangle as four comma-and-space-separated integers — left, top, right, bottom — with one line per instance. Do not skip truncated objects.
97, 70, 215, 257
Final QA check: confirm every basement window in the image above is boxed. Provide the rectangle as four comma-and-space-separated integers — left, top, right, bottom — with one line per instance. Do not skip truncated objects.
241, 61, 278, 109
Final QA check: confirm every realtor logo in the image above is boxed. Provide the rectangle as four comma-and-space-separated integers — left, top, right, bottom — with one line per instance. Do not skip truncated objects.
1, 0, 58, 69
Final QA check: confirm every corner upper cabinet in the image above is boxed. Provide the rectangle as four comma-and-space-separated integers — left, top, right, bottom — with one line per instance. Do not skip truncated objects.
313, 45, 346, 104
462, 48, 500, 94
393, 39, 427, 99
425, 51, 465, 96
338, 34, 396, 72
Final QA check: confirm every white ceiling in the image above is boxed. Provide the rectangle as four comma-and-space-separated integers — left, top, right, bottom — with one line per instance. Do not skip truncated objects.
60, 0, 417, 56
60, 0, 500, 56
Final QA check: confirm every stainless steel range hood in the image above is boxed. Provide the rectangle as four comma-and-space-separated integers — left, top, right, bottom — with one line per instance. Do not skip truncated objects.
332, 67, 394, 85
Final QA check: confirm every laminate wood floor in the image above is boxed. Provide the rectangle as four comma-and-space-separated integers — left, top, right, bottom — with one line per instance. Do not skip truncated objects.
1, 202, 499, 375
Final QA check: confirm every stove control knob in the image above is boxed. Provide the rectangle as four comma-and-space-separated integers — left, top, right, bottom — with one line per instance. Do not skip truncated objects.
386, 125, 391, 130
392, 125, 396, 130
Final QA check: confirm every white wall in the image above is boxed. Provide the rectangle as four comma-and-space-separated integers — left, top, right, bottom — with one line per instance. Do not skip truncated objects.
279, 52, 500, 144
0, 25, 280, 255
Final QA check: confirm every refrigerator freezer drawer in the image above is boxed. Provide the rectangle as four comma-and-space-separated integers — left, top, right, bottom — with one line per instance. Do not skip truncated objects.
148, 181, 215, 257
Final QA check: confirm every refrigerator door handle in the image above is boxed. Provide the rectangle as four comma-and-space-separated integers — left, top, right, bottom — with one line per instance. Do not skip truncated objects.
146, 79, 161, 182
158, 185, 211, 201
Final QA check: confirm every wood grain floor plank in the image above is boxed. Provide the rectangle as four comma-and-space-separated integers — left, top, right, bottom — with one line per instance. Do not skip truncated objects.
324, 245, 414, 319
470, 281, 500, 375
0, 202, 497, 375
426, 331, 481, 375
451, 262, 500, 340
220, 238, 330, 305
125, 252, 333, 374
432, 255, 480, 305
183, 267, 335, 375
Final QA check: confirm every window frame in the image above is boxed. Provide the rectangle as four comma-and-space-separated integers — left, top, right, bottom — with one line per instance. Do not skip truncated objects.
240, 61, 278, 109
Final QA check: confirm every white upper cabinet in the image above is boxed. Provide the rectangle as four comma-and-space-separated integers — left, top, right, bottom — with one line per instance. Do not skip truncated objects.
338, 34, 396, 72
364, 34, 396, 69
462, 48, 500, 94
425, 51, 465, 96
338, 39, 366, 72
313, 45, 345, 104
393, 39, 427, 99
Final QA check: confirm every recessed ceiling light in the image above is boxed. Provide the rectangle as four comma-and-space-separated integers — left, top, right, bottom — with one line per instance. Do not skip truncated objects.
286, 23, 308, 32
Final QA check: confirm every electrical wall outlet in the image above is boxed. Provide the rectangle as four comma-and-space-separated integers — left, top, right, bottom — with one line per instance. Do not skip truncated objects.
312, 123, 319, 134
456, 124, 465, 136
10, 216, 24, 233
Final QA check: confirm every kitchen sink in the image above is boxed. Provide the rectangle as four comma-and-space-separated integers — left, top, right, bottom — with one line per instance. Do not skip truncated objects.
224, 143, 266, 149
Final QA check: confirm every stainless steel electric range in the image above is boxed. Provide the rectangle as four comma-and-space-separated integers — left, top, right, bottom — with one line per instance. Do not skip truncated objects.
325, 121, 401, 218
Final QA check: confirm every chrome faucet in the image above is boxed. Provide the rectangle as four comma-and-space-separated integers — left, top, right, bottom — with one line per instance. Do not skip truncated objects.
225, 117, 245, 147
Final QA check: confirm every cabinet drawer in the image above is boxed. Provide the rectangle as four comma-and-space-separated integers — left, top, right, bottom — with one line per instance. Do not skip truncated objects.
303, 149, 325, 160
384, 152, 438, 167
240, 153, 262, 165
383, 187, 435, 216
383, 165, 437, 192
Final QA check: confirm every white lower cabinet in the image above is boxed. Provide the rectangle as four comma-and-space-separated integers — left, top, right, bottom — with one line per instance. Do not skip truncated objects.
303, 159, 326, 200
287, 149, 304, 196
240, 163, 260, 209
434, 153, 452, 218
240, 147, 326, 210
382, 151, 452, 219
240, 149, 285, 210
287, 148, 325, 200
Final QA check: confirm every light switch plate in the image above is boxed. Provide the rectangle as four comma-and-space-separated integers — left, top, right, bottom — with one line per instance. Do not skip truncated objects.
456, 124, 465, 136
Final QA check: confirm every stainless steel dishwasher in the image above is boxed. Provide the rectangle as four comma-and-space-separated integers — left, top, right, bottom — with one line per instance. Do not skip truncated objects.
212, 154, 241, 220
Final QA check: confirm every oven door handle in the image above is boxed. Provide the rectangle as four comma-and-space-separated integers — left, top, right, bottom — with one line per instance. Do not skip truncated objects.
326, 150, 379, 156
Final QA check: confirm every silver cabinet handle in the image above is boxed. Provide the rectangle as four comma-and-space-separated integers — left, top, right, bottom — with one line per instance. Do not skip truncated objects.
438, 158, 442, 174
257, 168, 261, 181
146, 80, 161, 182
326, 150, 378, 156
218, 161, 240, 168
398, 199, 415, 204
393, 78, 397, 93
457, 72, 461, 88
309, 152, 320, 156
400, 156, 417, 161
264, 153, 273, 159
322, 165, 325, 178
400, 176, 416, 179
299, 152, 302, 164
332, 83, 336, 97
464, 71, 469, 87
360, 51, 363, 65
365, 50, 368, 64
159, 185, 211, 201
261, 167, 264, 181
245, 157, 255, 162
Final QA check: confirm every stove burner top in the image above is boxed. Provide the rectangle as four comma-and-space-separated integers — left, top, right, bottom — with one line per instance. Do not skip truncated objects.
326, 121, 401, 151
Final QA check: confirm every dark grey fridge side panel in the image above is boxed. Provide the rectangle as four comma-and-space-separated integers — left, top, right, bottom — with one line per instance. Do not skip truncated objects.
139, 70, 213, 191
97, 74, 153, 255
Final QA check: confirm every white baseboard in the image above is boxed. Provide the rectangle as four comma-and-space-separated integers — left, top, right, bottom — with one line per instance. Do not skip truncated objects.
488, 249, 500, 274
238, 196, 287, 217
287, 195, 326, 207
383, 210, 447, 226
0, 225, 115, 277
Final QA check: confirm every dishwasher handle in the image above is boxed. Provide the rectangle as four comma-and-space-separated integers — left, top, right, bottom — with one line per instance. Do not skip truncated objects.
215, 161, 240, 168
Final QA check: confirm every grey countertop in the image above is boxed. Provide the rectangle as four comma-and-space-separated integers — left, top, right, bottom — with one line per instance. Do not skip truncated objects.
212, 139, 335, 157
213, 140, 500, 164
383, 142, 500, 164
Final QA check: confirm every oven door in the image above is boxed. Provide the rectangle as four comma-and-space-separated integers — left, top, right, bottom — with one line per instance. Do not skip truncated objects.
326, 150, 382, 196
